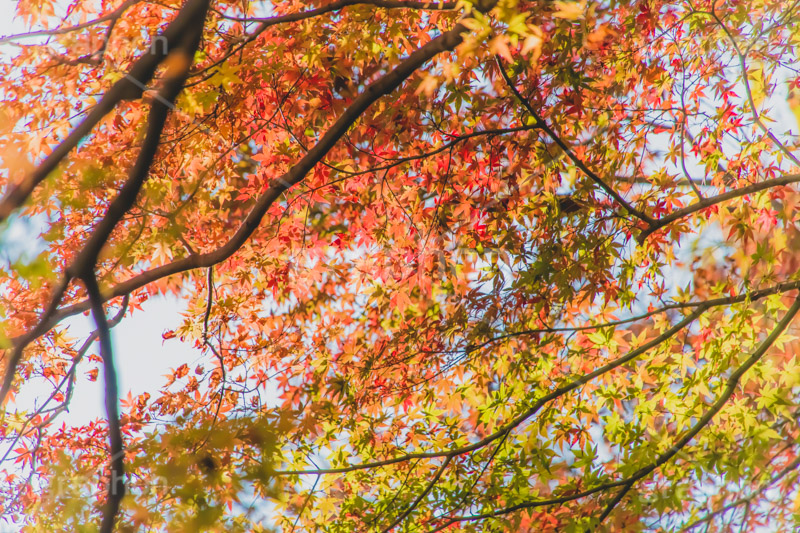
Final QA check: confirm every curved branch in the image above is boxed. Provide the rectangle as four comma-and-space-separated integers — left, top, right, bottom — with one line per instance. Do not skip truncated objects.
218, 0, 457, 23
42, 269, 800, 366
196, 0, 460, 78
7, 13, 482, 354
24, 276, 798, 481
0, 276, 69, 406
275, 305, 708, 476
494, 56, 655, 225
381, 456, 452, 533
0, 0, 211, 224
0, 0, 139, 43
430, 295, 800, 530
0, 0, 210, 405
637, 173, 800, 242
320, 125, 537, 180
708, 10, 800, 167
0, 295, 128, 468
679, 454, 800, 531
83, 275, 125, 533
595, 480, 635, 529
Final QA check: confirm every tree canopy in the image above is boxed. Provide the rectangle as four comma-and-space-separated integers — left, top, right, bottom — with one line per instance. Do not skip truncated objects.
2, 0, 800, 530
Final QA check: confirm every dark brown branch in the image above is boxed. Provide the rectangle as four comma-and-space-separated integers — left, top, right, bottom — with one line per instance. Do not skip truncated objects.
322, 126, 537, 179
0, 295, 128, 467
35, 266, 800, 373
426, 482, 616, 532
218, 0, 457, 23
201, 266, 226, 381
0, 0, 211, 223
366, 460, 422, 527
202, 266, 214, 346
595, 480, 635, 529
0, 0, 209, 406
0, 276, 69, 405
637, 173, 800, 243
3, 5, 210, 529
25, 277, 799, 481
83, 275, 125, 533
197, 0, 459, 78
67, 62, 201, 277
494, 56, 655, 225
9, 12, 483, 348
1, 20, 484, 524
435, 433, 509, 523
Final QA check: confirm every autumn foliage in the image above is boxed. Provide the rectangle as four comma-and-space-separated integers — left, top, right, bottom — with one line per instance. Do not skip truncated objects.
2, 0, 800, 531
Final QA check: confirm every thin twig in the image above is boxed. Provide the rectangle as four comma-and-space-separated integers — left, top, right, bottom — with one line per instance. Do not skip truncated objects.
381, 456, 453, 533
0, 0, 139, 43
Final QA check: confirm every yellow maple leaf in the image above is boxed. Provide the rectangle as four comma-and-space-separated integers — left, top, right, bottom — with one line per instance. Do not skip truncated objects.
489, 35, 513, 61
522, 33, 543, 61
747, 63, 767, 110
416, 74, 440, 97
553, 1, 585, 20
788, 89, 800, 132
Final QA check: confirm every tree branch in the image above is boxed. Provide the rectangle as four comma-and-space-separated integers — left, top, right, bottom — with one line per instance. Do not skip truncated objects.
0, 0, 140, 43
708, 9, 800, 167
381, 456, 452, 533
197, 0, 460, 78
0, 0, 211, 224
0, 295, 128, 468
0, 276, 69, 405
5, 12, 484, 355
218, 0, 457, 23
595, 480, 635, 529
637, 173, 800, 243
494, 56, 655, 225
0, 0, 209, 406
430, 295, 800, 529
275, 305, 708, 476
83, 274, 125, 533
679, 454, 800, 531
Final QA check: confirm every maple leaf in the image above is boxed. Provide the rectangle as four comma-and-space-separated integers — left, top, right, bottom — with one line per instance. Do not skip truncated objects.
3, 0, 800, 531
552, 1, 585, 20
